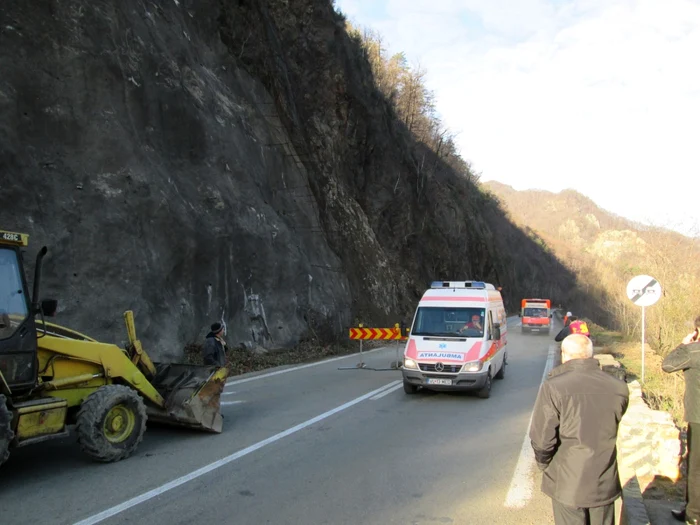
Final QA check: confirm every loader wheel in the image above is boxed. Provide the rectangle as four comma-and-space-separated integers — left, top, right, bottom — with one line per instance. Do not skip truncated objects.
76, 385, 147, 463
0, 394, 14, 467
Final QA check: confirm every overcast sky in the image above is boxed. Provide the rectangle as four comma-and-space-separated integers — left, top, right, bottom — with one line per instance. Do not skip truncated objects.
335, 0, 700, 237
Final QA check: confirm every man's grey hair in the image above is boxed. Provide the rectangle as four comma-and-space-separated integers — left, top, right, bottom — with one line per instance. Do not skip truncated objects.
561, 334, 593, 361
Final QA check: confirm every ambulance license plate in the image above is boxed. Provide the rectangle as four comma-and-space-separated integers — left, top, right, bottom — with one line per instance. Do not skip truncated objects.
426, 378, 452, 385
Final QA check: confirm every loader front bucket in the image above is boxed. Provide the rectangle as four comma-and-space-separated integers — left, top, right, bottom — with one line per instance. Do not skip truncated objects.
146, 363, 228, 433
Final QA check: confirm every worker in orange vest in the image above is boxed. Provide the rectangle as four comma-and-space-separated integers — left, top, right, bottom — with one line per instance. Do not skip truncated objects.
555, 316, 590, 342
563, 311, 573, 326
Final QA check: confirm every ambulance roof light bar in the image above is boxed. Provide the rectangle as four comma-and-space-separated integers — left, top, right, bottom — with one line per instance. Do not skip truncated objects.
430, 281, 494, 290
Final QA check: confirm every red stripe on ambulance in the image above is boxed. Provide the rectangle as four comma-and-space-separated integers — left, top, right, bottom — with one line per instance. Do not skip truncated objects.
419, 296, 485, 302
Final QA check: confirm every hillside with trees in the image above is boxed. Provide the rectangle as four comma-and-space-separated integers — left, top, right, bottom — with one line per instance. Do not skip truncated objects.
484, 181, 700, 355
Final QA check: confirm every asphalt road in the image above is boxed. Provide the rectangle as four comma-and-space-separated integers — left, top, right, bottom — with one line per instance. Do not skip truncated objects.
0, 316, 563, 525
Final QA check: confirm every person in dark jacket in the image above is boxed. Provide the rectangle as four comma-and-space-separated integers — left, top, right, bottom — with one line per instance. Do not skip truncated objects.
554, 316, 590, 342
530, 333, 629, 525
662, 315, 700, 524
202, 322, 227, 367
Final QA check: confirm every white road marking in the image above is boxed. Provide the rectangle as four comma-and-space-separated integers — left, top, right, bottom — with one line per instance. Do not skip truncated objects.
221, 391, 237, 396
72, 381, 401, 525
221, 400, 244, 406
225, 346, 387, 386
369, 380, 403, 400
365, 380, 402, 399
504, 344, 556, 509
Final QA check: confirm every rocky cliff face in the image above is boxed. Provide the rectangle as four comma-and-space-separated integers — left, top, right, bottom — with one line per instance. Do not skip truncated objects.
0, 0, 584, 359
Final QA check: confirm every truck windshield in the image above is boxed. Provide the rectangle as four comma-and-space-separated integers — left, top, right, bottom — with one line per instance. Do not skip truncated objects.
412, 307, 486, 338
524, 307, 548, 317
0, 248, 29, 340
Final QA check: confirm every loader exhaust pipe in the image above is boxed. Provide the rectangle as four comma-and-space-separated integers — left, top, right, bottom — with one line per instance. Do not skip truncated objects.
32, 247, 48, 313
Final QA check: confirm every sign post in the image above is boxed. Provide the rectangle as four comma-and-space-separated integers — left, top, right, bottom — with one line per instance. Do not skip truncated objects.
341, 323, 408, 371
391, 321, 408, 369
626, 275, 662, 383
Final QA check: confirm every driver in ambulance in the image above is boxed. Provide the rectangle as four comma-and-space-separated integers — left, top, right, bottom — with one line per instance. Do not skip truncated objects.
460, 314, 483, 333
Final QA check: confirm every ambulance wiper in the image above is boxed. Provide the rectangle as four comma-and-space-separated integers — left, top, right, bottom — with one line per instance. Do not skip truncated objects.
415, 331, 464, 337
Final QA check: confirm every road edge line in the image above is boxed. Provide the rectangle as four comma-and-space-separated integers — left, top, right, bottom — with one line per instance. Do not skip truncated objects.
503, 343, 556, 508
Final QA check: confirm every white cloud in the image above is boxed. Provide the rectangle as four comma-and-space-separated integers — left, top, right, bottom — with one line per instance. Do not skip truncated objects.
336, 0, 700, 237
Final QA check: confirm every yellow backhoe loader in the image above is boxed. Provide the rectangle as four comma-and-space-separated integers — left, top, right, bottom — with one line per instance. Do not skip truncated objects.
0, 229, 228, 466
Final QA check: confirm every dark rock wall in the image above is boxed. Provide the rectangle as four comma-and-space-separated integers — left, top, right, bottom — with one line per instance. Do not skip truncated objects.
0, 0, 585, 359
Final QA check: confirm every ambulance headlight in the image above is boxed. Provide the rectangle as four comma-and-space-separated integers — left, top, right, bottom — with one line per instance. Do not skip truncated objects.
462, 361, 483, 372
404, 358, 418, 369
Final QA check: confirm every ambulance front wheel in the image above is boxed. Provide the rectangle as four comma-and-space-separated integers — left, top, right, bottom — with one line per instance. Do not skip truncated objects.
477, 373, 492, 399
495, 357, 506, 380
403, 381, 419, 394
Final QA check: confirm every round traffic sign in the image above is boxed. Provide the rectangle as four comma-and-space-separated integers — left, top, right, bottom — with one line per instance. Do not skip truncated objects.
626, 275, 662, 307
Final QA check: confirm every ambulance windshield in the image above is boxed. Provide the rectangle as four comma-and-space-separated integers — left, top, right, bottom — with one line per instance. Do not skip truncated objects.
412, 307, 486, 338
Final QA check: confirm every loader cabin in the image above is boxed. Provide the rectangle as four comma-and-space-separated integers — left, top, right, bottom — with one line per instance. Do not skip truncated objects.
0, 230, 56, 392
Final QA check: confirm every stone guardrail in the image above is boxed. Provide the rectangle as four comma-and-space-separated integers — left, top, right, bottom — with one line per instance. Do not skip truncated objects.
594, 353, 681, 525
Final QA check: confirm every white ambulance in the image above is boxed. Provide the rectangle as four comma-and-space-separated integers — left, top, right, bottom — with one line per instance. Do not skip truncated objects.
401, 281, 508, 398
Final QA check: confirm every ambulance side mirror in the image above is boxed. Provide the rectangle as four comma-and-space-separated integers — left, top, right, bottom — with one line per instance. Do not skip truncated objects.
492, 323, 501, 340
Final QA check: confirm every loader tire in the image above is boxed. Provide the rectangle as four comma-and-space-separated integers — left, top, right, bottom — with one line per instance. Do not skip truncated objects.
76, 385, 147, 463
0, 394, 14, 467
